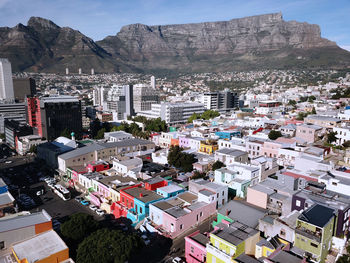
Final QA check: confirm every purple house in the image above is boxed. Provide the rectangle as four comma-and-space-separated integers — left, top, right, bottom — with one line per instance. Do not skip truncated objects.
292, 189, 350, 238
179, 136, 190, 148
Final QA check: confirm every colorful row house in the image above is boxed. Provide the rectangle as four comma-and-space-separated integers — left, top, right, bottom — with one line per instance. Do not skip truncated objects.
206, 221, 260, 263
199, 140, 218, 155
143, 191, 216, 238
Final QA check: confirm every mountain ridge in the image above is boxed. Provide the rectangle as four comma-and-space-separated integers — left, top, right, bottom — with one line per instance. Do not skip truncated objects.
0, 13, 349, 73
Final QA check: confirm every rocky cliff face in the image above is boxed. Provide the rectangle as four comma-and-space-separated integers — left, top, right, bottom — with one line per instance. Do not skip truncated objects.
0, 13, 349, 73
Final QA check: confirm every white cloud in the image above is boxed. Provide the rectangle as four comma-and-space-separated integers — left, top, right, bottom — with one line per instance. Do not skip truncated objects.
340, 45, 350, 52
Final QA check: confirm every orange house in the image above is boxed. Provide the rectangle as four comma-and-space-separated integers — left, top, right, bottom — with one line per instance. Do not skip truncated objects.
171, 138, 179, 147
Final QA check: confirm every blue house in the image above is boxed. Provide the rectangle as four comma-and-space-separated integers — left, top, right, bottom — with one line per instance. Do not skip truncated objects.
123, 187, 165, 226
215, 130, 241, 140
156, 184, 185, 198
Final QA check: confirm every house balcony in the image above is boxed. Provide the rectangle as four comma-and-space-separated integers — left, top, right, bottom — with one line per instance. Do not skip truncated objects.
206, 243, 233, 262
295, 226, 322, 243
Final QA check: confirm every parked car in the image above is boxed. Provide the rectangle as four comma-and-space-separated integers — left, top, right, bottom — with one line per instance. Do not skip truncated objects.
5, 160, 12, 164
89, 205, 98, 211
141, 235, 151, 246
95, 209, 105, 216
80, 200, 90, 206
75, 196, 83, 202
172, 257, 185, 263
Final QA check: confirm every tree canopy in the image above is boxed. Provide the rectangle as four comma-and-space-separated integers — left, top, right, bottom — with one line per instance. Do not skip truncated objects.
167, 146, 197, 172
188, 110, 220, 123
76, 228, 143, 263
61, 213, 99, 242
327, 131, 337, 144
268, 130, 283, 140
212, 160, 225, 171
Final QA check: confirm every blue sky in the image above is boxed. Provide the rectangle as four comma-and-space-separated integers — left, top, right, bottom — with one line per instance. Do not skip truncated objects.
0, 0, 349, 50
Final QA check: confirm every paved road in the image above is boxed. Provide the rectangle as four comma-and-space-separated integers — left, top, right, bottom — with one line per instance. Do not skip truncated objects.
30, 182, 102, 221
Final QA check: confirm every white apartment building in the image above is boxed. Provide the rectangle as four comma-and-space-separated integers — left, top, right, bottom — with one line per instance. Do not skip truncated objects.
0, 58, 14, 101
138, 102, 205, 124
333, 126, 350, 146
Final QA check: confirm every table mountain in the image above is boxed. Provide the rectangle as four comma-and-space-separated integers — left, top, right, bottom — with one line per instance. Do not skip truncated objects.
1, 13, 349, 73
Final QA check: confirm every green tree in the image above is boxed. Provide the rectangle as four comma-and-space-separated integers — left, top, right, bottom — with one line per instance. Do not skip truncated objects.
60, 128, 71, 138
61, 213, 99, 242
167, 146, 197, 172
76, 228, 143, 263
268, 130, 283, 140
296, 112, 309, 120
337, 245, 350, 263
0, 133, 5, 140
28, 145, 37, 154
212, 161, 225, 171
311, 106, 317, 114
95, 128, 106, 139
188, 113, 201, 123
192, 171, 206, 179
288, 100, 297, 106
201, 110, 220, 120
327, 131, 337, 144
308, 95, 316, 103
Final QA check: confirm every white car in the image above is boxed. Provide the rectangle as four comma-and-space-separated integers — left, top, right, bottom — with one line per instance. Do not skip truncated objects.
95, 209, 105, 216
89, 205, 98, 211
5, 160, 12, 164
172, 257, 184, 263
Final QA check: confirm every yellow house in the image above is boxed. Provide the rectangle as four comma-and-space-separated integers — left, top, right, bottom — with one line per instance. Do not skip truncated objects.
255, 236, 289, 259
206, 222, 260, 263
199, 140, 218, 155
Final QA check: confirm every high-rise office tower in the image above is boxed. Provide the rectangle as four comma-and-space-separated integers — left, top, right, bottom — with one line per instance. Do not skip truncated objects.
202, 90, 239, 111
26, 96, 82, 141
13, 78, 36, 102
133, 84, 159, 113
0, 58, 14, 101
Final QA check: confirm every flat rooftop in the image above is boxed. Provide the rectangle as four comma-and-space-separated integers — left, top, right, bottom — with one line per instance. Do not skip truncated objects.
190, 232, 209, 247
123, 187, 163, 203
12, 230, 68, 263
0, 210, 51, 233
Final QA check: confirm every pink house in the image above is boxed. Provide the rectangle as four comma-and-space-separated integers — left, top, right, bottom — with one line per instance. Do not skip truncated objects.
262, 141, 283, 158
295, 124, 323, 143
185, 231, 209, 263
162, 201, 216, 238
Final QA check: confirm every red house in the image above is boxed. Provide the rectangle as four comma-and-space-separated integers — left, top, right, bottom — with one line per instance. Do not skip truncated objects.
144, 177, 168, 191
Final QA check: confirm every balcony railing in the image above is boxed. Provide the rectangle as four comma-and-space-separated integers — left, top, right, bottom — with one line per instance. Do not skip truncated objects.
295, 226, 322, 243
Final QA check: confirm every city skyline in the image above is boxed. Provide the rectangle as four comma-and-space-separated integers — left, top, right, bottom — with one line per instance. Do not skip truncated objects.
0, 0, 349, 51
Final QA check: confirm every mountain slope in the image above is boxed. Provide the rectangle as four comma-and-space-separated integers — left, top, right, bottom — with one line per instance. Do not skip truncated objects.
0, 13, 349, 73
98, 12, 350, 72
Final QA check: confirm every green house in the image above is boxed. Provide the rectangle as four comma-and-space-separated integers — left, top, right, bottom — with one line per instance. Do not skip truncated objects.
294, 204, 335, 263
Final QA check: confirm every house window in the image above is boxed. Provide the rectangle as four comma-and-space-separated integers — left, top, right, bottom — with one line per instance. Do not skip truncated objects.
180, 224, 183, 230
332, 182, 338, 186
0, 241, 4, 250
140, 207, 143, 214
200, 212, 203, 217
280, 229, 286, 236
191, 246, 194, 253
311, 243, 318, 248
296, 200, 301, 207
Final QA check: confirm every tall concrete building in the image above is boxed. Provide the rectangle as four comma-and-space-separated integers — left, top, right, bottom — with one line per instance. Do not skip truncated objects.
0, 58, 14, 101
13, 78, 36, 102
26, 96, 82, 141
0, 102, 26, 133
93, 85, 134, 120
138, 102, 205, 124
202, 90, 238, 112
133, 84, 159, 113
151, 76, 156, 89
